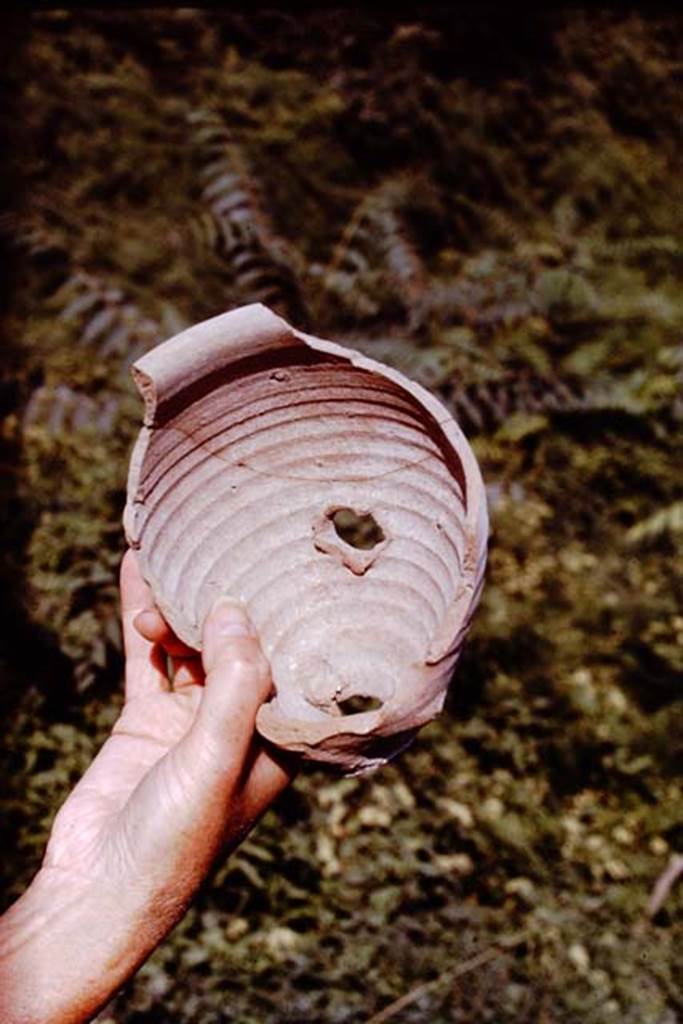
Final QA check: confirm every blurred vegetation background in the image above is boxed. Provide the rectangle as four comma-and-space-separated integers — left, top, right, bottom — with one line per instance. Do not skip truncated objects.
0, 8, 681, 1022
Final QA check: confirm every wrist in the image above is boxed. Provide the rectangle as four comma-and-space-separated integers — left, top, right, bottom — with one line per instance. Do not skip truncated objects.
0, 866, 172, 1024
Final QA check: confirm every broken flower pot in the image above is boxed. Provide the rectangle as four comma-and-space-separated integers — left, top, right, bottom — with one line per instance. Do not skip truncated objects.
124, 303, 488, 774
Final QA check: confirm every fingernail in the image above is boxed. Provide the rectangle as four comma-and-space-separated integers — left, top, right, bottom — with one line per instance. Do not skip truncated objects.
133, 609, 158, 637
210, 597, 254, 637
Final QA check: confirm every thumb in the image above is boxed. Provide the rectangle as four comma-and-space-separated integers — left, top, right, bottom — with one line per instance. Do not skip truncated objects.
194, 598, 272, 766
112, 600, 275, 894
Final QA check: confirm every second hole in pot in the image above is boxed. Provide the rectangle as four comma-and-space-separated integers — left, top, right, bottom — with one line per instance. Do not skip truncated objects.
337, 694, 384, 715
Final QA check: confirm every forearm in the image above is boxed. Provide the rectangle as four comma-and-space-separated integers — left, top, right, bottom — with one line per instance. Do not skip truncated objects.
0, 867, 184, 1024
0, 567, 290, 1023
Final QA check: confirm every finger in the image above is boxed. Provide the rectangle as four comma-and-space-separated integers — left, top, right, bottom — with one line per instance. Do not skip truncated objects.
120, 549, 155, 658
240, 744, 297, 818
193, 599, 272, 765
120, 549, 169, 698
222, 744, 297, 854
134, 609, 197, 658
116, 605, 286, 886
171, 656, 205, 691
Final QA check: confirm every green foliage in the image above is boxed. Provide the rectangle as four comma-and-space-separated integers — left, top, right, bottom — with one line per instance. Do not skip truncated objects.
627, 502, 683, 547
187, 107, 309, 324
1, 9, 681, 1022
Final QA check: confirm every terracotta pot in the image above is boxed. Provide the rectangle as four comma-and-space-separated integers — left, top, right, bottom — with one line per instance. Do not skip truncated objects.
125, 304, 487, 773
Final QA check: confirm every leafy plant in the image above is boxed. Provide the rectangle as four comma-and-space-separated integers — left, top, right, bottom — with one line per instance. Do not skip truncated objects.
1, 9, 681, 1022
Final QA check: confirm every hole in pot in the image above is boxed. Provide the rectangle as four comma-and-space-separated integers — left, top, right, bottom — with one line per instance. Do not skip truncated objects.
337, 694, 384, 715
331, 508, 385, 550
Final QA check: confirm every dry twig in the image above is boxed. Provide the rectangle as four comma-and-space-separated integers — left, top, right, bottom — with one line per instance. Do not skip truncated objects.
647, 853, 683, 918
365, 931, 528, 1024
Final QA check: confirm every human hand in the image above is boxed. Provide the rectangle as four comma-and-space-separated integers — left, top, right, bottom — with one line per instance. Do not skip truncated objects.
44, 548, 292, 893
0, 549, 294, 1024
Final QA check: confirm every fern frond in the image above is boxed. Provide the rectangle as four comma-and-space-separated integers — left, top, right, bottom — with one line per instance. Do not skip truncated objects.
414, 279, 490, 327
581, 234, 682, 267
0, 216, 61, 260
447, 367, 679, 437
340, 334, 452, 385
447, 372, 585, 434
0, 213, 71, 295
23, 385, 120, 436
322, 175, 428, 323
187, 108, 308, 325
53, 271, 162, 367
450, 194, 528, 250
659, 344, 683, 421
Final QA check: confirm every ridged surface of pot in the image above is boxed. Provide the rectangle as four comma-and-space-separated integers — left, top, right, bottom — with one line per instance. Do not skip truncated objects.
124, 304, 488, 773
